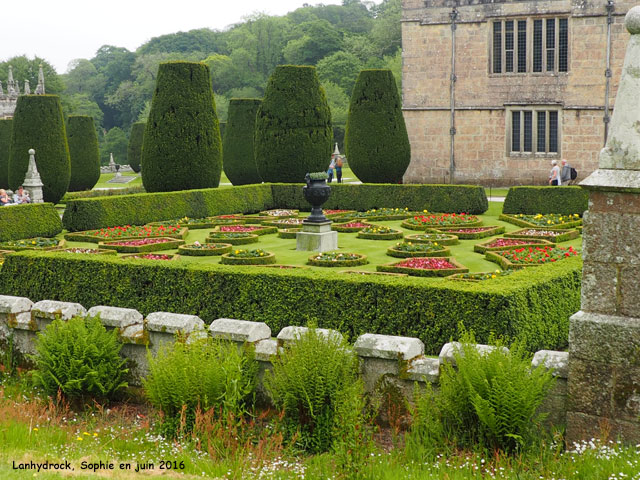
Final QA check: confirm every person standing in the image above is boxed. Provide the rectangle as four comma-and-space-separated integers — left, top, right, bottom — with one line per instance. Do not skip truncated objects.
335, 155, 344, 183
560, 159, 572, 185
327, 157, 335, 183
549, 160, 561, 186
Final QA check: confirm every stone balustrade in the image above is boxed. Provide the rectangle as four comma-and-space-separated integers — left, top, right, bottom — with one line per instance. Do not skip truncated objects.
0, 294, 569, 426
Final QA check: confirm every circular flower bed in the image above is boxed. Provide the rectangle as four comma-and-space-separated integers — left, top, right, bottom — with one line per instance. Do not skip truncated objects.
473, 237, 554, 254
206, 233, 259, 245
0, 237, 64, 251
377, 257, 468, 277
357, 225, 403, 240
401, 213, 482, 231
504, 228, 580, 243
216, 225, 277, 236
331, 222, 372, 233
447, 270, 513, 282
435, 225, 505, 239
261, 218, 305, 227
259, 209, 299, 218
122, 253, 178, 261
220, 249, 276, 265
387, 241, 450, 258
403, 233, 459, 245
499, 213, 582, 229
277, 228, 301, 239
65, 224, 188, 243
99, 237, 184, 253
486, 245, 579, 270
307, 251, 368, 267
178, 241, 232, 256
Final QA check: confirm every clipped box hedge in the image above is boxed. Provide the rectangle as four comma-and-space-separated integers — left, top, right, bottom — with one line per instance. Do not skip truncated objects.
503, 186, 588, 215
98, 237, 184, 253
0, 251, 581, 355
0, 203, 63, 242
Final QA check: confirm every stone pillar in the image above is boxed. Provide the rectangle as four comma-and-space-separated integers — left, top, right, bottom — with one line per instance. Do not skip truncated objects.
567, 6, 640, 444
108, 152, 117, 173
22, 149, 44, 203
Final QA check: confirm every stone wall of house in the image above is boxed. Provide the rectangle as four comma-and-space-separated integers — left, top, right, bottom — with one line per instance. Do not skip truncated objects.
401, 0, 636, 186
0, 295, 569, 428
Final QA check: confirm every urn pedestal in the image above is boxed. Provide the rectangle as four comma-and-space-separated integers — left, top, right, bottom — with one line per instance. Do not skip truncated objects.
296, 177, 338, 252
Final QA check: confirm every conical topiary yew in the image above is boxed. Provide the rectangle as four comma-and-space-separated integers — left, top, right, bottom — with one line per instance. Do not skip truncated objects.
255, 65, 332, 183
345, 69, 410, 183
0, 118, 12, 188
67, 115, 100, 192
141, 61, 222, 192
223, 98, 262, 185
127, 122, 145, 173
8, 95, 70, 203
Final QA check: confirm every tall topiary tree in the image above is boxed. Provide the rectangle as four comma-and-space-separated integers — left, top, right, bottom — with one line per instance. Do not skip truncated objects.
0, 119, 12, 188
67, 115, 100, 192
345, 69, 410, 183
223, 99, 262, 185
8, 95, 70, 204
141, 61, 222, 192
127, 122, 145, 173
255, 65, 332, 183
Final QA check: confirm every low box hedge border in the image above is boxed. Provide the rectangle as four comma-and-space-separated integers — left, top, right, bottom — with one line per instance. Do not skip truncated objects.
498, 214, 583, 230
504, 228, 580, 243
377, 257, 469, 277
213, 226, 277, 236
307, 253, 368, 267
53, 248, 118, 256
435, 225, 506, 239
0, 238, 65, 251
403, 233, 459, 245
0, 251, 581, 355
261, 219, 305, 228
332, 222, 373, 233
0, 203, 63, 242
220, 252, 277, 265
259, 209, 299, 218
64, 227, 189, 244
502, 186, 588, 215
340, 270, 408, 277
178, 243, 233, 256
121, 253, 180, 261
277, 228, 301, 239
206, 234, 259, 245
357, 228, 404, 240
401, 219, 484, 232
99, 237, 185, 253
474, 238, 554, 254
386, 244, 451, 258
151, 219, 246, 229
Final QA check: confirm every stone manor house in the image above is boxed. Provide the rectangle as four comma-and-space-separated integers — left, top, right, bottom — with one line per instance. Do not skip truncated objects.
401, 0, 636, 186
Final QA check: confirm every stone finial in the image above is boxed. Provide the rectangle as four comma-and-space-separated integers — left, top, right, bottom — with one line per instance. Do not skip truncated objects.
35, 64, 45, 95
7, 65, 14, 85
333, 142, 340, 156
108, 152, 116, 172
23, 149, 44, 203
24, 79, 30, 95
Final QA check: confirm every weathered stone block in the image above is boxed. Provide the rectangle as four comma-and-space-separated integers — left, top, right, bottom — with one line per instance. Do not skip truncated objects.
582, 211, 640, 264
354, 333, 424, 361
619, 265, 640, 317
86, 305, 143, 330
277, 326, 343, 344
0, 295, 33, 314
360, 357, 403, 394
31, 300, 86, 331
439, 341, 508, 366
209, 318, 271, 343
580, 262, 618, 314
532, 350, 569, 378
146, 312, 205, 353
254, 338, 278, 362
406, 356, 440, 383
567, 411, 640, 445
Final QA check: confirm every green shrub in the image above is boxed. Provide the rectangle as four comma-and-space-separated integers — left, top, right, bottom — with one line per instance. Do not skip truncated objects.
141, 62, 222, 192
0, 251, 582, 356
67, 116, 100, 192
255, 66, 332, 183
406, 331, 555, 457
127, 122, 145, 173
345, 70, 410, 183
30, 316, 128, 402
143, 337, 257, 436
0, 118, 12, 189
8, 95, 70, 204
0, 203, 62, 242
223, 99, 262, 185
61, 185, 146, 202
265, 328, 364, 453
502, 186, 589, 215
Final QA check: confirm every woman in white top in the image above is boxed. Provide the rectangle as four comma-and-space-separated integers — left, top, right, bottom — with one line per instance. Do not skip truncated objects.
549, 160, 561, 186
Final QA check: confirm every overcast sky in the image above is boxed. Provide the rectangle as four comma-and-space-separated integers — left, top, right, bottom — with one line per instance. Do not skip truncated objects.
0, 0, 379, 74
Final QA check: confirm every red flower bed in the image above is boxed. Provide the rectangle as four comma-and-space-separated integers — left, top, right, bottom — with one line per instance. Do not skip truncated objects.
500, 246, 579, 264
108, 238, 174, 247
406, 213, 479, 226
219, 225, 262, 232
324, 210, 352, 215
395, 258, 458, 269
88, 225, 179, 239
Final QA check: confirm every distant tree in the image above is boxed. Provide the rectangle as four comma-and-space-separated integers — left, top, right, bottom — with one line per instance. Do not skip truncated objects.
317, 51, 363, 94
100, 127, 128, 165
127, 122, 145, 173
322, 81, 349, 126
141, 61, 222, 192
345, 69, 410, 183
0, 56, 65, 94
137, 29, 228, 55
370, 0, 402, 56
283, 20, 344, 65
0, 119, 12, 189
8, 95, 71, 204
223, 98, 262, 185
255, 65, 332, 183
67, 116, 100, 191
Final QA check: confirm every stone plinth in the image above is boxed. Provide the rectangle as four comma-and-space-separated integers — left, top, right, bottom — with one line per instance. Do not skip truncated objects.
31, 300, 87, 332
146, 312, 205, 354
296, 220, 338, 252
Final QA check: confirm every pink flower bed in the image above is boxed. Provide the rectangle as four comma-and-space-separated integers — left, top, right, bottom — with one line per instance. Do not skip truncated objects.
484, 238, 539, 248
340, 222, 370, 228
127, 254, 173, 260
219, 226, 262, 232
445, 227, 495, 234
108, 238, 174, 247
395, 258, 458, 269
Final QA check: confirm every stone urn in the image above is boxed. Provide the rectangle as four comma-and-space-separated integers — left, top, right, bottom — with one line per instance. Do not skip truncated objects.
302, 172, 331, 223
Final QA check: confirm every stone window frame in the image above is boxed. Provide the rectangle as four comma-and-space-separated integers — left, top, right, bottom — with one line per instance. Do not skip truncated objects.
505, 105, 562, 158
491, 17, 569, 75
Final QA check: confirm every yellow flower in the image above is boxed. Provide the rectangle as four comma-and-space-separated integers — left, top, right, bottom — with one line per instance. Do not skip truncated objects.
495, 270, 500, 273
93, 433, 98, 437
32, 241, 36, 245
77, 436, 83, 441
83, 432, 90, 436
423, 209, 428, 213
491, 275, 496, 278
33, 427, 38, 431
434, 242, 438, 246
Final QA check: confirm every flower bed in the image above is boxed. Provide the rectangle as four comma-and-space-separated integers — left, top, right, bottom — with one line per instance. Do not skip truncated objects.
148, 217, 245, 229
434, 225, 505, 239
0, 237, 64, 251
307, 251, 368, 267
206, 233, 259, 245
99, 237, 184, 253
243, 216, 282, 224
386, 242, 450, 258
486, 245, 580, 270
339, 207, 417, 221
261, 218, 305, 227
474, 237, 554, 254
64, 225, 188, 243
401, 213, 482, 231
277, 228, 301, 239
499, 213, 582, 229
403, 233, 459, 245
331, 222, 372, 233
121, 253, 178, 261
220, 249, 276, 265
504, 228, 580, 243
259, 209, 299, 218
178, 242, 232, 256
324, 209, 355, 219
377, 257, 468, 277
55, 248, 117, 255
215, 225, 277, 236
356, 225, 403, 240
340, 270, 408, 277
447, 270, 513, 282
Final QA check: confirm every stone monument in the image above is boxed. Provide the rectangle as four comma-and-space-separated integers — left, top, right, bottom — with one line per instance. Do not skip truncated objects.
108, 152, 117, 173
567, 6, 640, 444
296, 173, 338, 252
22, 149, 44, 203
